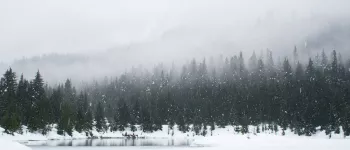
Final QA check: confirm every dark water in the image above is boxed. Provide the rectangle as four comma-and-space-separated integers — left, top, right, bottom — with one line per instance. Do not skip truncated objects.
26, 138, 193, 147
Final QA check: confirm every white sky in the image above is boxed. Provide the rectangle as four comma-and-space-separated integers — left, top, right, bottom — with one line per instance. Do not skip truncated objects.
1, 0, 350, 63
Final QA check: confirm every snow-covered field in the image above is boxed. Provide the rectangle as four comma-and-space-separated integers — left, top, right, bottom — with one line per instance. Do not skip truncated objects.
193, 132, 350, 150
2, 125, 350, 150
0, 139, 32, 150
0, 125, 196, 141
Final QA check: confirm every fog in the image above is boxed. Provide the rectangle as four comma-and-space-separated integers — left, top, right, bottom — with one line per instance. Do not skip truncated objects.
1, 0, 350, 84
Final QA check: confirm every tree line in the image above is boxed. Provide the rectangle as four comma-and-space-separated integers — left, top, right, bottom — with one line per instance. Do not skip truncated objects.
1, 48, 350, 137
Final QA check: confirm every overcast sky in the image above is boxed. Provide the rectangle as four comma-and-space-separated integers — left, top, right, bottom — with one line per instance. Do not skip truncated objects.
1, 0, 350, 63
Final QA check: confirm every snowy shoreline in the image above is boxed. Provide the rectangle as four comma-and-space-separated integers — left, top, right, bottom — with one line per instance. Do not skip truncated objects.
2, 125, 350, 143
3, 125, 350, 150
1, 125, 196, 142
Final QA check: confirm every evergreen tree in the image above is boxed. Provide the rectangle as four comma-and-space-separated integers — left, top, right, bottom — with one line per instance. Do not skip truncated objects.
116, 99, 130, 131
0, 68, 20, 134
293, 46, 299, 67
303, 59, 317, 136
17, 74, 29, 125
57, 79, 76, 135
75, 92, 86, 132
95, 101, 106, 132
249, 51, 258, 70
321, 49, 328, 71
140, 106, 153, 132
177, 111, 188, 133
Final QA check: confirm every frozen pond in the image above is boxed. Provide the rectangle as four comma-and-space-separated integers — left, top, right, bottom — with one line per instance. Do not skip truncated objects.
27, 138, 193, 150
30, 147, 197, 150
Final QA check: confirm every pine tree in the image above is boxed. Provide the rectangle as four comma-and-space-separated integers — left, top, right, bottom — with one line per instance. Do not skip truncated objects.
141, 106, 153, 132
193, 111, 202, 135
130, 99, 141, 132
57, 79, 76, 136
50, 85, 63, 124
167, 91, 176, 130
63, 79, 77, 127
0, 68, 21, 134
116, 99, 130, 131
95, 101, 106, 132
177, 111, 187, 133
82, 92, 93, 133
293, 46, 299, 67
303, 59, 317, 136
249, 51, 258, 70
58, 100, 74, 136
16, 74, 28, 125
280, 58, 292, 130
321, 49, 328, 71
27, 71, 50, 134
75, 92, 85, 133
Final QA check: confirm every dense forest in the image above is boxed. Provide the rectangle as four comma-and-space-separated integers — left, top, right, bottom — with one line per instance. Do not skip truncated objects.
1, 48, 350, 138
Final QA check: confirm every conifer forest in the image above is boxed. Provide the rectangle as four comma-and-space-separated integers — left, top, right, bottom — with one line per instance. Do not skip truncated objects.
1, 49, 350, 138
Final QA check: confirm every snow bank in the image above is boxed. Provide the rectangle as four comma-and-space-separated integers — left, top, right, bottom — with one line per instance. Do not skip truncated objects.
0, 125, 195, 142
192, 125, 350, 149
192, 135, 350, 150
2, 124, 350, 150
93, 125, 195, 139
0, 126, 46, 141
0, 139, 31, 150
0, 125, 90, 141
1, 124, 350, 144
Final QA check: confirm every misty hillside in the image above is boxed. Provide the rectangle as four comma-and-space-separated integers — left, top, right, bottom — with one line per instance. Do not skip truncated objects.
307, 21, 350, 53
2, 17, 350, 84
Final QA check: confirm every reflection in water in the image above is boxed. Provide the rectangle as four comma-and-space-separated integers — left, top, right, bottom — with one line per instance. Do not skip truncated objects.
26, 138, 192, 147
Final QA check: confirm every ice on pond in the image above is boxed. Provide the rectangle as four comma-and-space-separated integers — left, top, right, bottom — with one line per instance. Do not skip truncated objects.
27, 138, 192, 147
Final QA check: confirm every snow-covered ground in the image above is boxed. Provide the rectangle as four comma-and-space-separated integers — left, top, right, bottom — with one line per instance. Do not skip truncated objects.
0, 139, 32, 150
192, 126, 350, 150
0, 125, 196, 141
2, 125, 350, 150
192, 135, 350, 150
